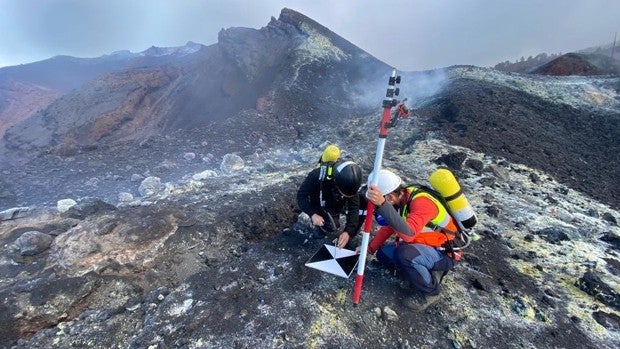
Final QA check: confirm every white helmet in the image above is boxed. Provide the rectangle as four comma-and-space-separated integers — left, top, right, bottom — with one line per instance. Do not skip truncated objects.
368, 169, 402, 195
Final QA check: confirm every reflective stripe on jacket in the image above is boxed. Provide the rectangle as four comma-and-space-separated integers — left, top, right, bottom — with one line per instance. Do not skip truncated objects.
401, 186, 457, 246
403, 188, 450, 231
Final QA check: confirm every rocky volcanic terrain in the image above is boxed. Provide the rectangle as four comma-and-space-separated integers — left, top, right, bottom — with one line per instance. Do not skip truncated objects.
413, 67, 620, 209
1, 8, 619, 349
1, 111, 619, 348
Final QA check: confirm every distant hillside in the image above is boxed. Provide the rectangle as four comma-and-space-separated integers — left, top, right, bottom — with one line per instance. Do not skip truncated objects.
0, 42, 205, 143
0, 54, 136, 93
494, 42, 620, 75
532, 52, 620, 76
0, 42, 204, 92
0, 80, 59, 139
493, 52, 562, 73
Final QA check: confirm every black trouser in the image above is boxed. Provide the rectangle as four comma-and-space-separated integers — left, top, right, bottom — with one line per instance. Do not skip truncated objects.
317, 193, 367, 241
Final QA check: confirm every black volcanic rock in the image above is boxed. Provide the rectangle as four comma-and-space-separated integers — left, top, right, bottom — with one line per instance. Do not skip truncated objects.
414, 69, 620, 208
217, 18, 300, 83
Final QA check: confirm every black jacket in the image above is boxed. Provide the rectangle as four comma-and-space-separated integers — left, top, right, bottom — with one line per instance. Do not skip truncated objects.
297, 167, 360, 236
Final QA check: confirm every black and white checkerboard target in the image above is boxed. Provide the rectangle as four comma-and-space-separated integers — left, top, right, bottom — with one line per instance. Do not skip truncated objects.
305, 244, 359, 278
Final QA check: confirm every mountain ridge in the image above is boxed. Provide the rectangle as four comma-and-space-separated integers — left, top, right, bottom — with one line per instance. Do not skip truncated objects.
1, 8, 388, 165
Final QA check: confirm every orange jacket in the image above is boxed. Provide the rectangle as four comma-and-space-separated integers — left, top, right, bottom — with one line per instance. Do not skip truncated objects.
396, 103, 409, 117
368, 195, 458, 254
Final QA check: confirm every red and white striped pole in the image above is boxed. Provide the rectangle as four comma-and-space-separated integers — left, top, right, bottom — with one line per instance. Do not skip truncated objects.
353, 68, 402, 304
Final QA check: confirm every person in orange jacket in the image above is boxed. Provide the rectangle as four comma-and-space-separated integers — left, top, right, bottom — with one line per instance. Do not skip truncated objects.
365, 169, 459, 310
395, 98, 410, 118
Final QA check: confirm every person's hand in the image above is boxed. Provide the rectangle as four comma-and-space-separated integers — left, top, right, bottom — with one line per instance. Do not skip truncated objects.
337, 232, 350, 249
311, 214, 324, 226
366, 184, 385, 206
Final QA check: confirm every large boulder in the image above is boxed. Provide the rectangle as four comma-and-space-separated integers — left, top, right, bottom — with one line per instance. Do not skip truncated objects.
14, 231, 53, 256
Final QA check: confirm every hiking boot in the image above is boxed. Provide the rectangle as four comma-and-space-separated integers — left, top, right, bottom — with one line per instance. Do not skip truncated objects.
404, 294, 441, 311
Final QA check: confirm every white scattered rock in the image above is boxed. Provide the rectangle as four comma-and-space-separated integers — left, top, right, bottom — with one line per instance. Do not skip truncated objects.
192, 170, 218, 181
163, 182, 175, 195
57, 199, 77, 213
382, 306, 399, 321
187, 180, 205, 190
139, 177, 162, 197
118, 192, 134, 202
167, 299, 194, 317
130, 174, 144, 182
220, 154, 245, 174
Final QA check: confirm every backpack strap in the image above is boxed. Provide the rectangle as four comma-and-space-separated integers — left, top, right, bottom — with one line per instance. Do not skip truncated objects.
409, 184, 472, 252
318, 162, 336, 208
403, 185, 464, 239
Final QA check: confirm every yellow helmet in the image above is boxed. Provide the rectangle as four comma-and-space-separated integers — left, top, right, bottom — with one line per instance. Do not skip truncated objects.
321, 144, 340, 163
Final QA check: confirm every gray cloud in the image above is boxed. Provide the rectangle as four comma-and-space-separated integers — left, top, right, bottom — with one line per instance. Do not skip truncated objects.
0, 0, 618, 70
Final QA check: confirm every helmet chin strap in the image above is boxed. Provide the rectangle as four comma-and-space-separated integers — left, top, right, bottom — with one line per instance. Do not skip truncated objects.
396, 189, 406, 204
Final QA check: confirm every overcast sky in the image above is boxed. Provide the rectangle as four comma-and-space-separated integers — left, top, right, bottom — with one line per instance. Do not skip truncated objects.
1, 0, 618, 71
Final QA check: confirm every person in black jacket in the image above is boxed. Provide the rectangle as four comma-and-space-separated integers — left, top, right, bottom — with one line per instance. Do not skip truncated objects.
297, 160, 362, 248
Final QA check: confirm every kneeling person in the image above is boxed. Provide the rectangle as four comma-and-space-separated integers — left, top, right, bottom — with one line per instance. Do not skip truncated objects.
297, 160, 362, 248
365, 169, 460, 310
